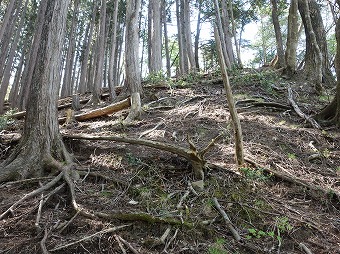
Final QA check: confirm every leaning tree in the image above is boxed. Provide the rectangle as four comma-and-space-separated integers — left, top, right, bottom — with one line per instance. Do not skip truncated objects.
0, 0, 71, 182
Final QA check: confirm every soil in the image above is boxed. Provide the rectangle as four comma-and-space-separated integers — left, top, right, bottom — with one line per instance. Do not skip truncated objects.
0, 69, 339, 254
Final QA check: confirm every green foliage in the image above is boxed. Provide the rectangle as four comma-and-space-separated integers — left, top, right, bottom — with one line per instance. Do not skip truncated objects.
208, 238, 228, 254
145, 71, 169, 85
287, 153, 296, 160
230, 70, 279, 93
240, 167, 271, 181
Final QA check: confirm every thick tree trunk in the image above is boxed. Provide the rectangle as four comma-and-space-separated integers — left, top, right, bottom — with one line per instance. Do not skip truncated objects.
220, 0, 235, 65
315, 2, 340, 126
283, 0, 300, 78
0, 0, 71, 182
271, 0, 285, 68
298, 0, 334, 90
125, 0, 142, 122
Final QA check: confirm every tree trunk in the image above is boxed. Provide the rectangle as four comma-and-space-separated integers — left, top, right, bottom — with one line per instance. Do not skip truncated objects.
229, 0, 242, 67
0, 0, 16, 43
220, 0, 235, 65
194, 0, 202, 71
108, 0, 119, 100
298, 0, 334, 90
270, 0, 285, 68
183, 0, 196, 72
125, 0, 142, 122
91, 0, 107, 105
78, 0, 97, 95
214, 0, 231, 68
148, 0, 163, 74
283, 0, 300, 78
0, 0, 27, 114
60, 0, 79, 98
214, 26, 244, 166
163, 0, 171, 77
0, 0, 71, 182
315, 0, 340, 126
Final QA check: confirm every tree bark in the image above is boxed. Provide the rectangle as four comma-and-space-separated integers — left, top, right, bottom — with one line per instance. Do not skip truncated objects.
108, 0, 119, 100
78, 0, 97, 95
271, 0, 285, 68
214, 26, 244, 166
148, 0, 163, 74
91, 0, 107, 105
125, 0, 142, 122
283, 0, 300, 78
298, 0, 334, 90
163, 0, 171, 77
315, 1, 340, 126
0, 0, 71, 182
60, 0, 79, 98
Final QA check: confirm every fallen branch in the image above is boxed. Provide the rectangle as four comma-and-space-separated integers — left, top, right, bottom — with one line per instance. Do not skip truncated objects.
64, 133, 222, 180
213, 197, 241, 241
287, 87, 321, 129
299, 243, 313, 254
49, 225, 130, 252
59, 98, 131, 123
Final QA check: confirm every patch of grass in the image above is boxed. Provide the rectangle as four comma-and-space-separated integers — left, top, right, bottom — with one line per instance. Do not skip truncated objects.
240, 167, 272, 181
144, 71, 169, 85
287, 153, 296, 160
208, 238, 228, 254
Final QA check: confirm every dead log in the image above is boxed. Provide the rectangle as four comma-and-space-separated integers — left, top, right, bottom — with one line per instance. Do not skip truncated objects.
59, 98, 131, 123
63, 133, 222, 180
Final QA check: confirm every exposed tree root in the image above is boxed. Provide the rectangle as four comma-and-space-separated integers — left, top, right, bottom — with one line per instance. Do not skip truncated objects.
63, 133, 222, 180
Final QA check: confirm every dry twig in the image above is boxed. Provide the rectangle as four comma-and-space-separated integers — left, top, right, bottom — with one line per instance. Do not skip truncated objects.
213, 197, 241, 241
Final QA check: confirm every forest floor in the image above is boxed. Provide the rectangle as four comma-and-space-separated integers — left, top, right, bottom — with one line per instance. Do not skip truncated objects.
0, 69, 339, 254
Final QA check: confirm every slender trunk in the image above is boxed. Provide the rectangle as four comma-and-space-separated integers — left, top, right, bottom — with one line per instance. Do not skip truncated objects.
271, 0, 285, 68
214, 26, 244, 166
92, 0, 106, 105
0, 0, 28, 114
60, 0, 79, 98
0, 0, 16, 43
229, 0, 242, 66
78, 0, 96, 95
194, 0, 202, 71
163, 0, 171, 77
108, 0, 119, 100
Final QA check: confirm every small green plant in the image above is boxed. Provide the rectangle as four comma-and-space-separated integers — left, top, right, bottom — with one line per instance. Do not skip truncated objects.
336, 167, 340, 172
246, 228, 271, 239
287, 153, 296, 160
126, 153, 142, 166
240, 167, 271, 181
208, 238, 228, 254
275, 216, 293, 245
